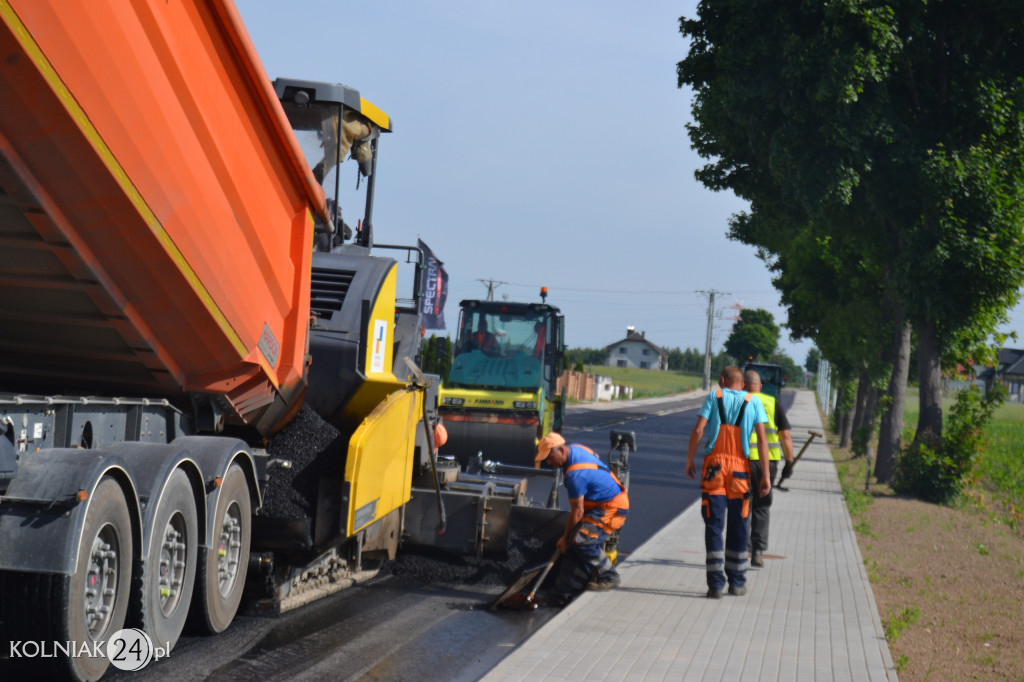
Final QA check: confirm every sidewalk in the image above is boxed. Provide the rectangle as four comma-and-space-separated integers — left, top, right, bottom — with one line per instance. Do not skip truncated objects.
483, 390, 898, 681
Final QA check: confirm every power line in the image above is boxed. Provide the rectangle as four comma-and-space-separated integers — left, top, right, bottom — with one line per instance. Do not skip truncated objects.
464, 278, 715, 296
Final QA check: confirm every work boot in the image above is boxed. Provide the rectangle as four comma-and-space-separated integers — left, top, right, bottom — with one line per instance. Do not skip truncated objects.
586, 573, 621, 591
751, 551, 764, 567
728, 585, 747, 596
706, 588, 723, 599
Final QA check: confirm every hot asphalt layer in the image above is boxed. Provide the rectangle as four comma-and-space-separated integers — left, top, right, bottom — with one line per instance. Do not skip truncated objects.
482, 389, 899, 682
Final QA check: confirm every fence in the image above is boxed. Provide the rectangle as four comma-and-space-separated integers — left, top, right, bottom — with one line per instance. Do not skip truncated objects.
557, 371, 633, 402
557, 370, 595, 401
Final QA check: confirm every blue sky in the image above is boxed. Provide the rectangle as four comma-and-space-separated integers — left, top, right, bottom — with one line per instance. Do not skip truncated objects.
237, 0, 1024, 366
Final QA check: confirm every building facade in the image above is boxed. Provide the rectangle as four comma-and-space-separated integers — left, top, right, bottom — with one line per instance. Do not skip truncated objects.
605, 327, 667, 370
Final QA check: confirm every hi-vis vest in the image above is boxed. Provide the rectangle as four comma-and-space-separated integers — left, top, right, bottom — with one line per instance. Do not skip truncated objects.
749, 393, 781, 461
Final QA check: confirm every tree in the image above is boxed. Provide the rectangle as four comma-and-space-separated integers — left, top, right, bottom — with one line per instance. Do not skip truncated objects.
565, 347, 607, 368
667, 346, 705, 373
804, 348, 821, 374
766, 226, 904, 473
419, 335, 452, 378
678, 1, 1024, 452
724, 308, 779, 363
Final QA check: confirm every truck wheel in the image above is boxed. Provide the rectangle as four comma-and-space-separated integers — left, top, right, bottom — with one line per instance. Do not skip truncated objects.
191, 463, 250, 634
0, 477, 133, 681
70, 476, 135, 680
133, 468, 197, 651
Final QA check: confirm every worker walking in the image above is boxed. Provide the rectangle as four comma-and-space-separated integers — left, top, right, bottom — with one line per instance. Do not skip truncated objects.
535, 432, 628, 605
686, 366, 771, 598
744, 369, 795, 567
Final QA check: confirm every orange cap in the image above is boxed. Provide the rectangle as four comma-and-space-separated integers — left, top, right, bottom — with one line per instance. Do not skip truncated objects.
535, 432, 565, 462
434, 423, 448, 450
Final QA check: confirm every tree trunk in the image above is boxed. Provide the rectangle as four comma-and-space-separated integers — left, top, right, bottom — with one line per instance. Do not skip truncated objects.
834, 380, 849, 445
914, 318, 943, 446
839, 378, 857, 449
876, 319, 911, 483
841, 407, 855, 448
848, 369, 869, 454
854, 385, 880, 457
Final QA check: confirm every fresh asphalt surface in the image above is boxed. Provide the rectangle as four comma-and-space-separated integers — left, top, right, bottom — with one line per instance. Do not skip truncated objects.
103, 391, 778, 681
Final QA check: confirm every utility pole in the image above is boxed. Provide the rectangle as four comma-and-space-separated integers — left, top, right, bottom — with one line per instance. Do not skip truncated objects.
697, 289, 729, 390
477, 279, 507, 301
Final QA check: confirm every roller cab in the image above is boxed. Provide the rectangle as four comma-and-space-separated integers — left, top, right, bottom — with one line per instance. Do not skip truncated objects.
439, 297, 565, 468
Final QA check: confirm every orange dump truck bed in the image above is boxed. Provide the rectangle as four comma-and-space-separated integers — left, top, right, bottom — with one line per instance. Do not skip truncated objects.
0, 0, 325, 433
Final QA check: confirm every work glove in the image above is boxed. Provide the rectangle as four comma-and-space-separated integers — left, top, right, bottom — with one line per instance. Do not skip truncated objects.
780, 461, 794, 481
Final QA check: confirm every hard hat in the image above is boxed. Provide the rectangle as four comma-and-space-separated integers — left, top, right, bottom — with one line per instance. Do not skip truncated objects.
434, 423, 448, 449
535, 432, 565, 462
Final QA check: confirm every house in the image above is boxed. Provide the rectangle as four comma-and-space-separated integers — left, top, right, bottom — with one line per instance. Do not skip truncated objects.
976, 348, 1024, 401
605, 327, 667, 370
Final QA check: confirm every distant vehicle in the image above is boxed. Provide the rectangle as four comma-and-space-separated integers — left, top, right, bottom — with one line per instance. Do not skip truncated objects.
438, 294, 565, 469
743, 361, 787, 399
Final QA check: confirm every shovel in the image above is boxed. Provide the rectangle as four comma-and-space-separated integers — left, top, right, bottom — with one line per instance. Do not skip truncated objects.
489, 547, 561, 611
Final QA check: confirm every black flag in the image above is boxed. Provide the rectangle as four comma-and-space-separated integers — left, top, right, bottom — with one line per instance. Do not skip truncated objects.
418, 239, 448, 330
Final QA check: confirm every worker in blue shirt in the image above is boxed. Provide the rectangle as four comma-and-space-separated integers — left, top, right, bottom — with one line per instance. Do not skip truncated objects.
686, 366, 771, 598
535, 432, 628, 605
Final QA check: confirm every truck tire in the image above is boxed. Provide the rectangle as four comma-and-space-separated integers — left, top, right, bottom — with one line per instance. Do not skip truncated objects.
0, 478, 133, 681
190, 463, 250, 634
66, 476, 133, 680
132, 468, 197, 652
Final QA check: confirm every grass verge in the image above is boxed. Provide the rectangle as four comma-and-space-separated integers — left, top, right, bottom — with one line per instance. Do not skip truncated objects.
824, 393, 1024, 681
582, 366, 703, 398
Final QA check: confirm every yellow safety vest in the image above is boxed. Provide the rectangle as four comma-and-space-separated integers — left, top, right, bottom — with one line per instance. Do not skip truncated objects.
749, 393, 781, 461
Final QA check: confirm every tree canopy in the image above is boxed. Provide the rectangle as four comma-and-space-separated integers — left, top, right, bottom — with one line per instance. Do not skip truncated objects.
724, 308, 779, 362
678, 0, 1024, 443
804, 347, 821, 374
419, 335, 452, 379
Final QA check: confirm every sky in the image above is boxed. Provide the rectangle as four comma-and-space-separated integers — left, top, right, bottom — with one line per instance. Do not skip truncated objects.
237, 0, 1024, 365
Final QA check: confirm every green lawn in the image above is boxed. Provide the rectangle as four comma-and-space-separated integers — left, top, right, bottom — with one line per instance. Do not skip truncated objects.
583, 365, 704, 399
901, 389, 1024, 507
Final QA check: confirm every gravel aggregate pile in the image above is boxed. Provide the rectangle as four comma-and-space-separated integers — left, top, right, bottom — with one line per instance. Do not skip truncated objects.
261, 406, 346, 520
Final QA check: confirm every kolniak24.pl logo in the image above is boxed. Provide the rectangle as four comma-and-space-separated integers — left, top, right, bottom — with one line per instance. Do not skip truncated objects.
8, 628, 169, 672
